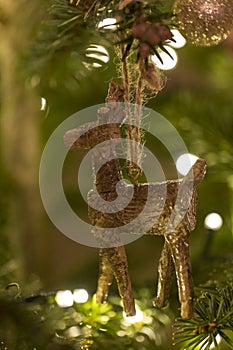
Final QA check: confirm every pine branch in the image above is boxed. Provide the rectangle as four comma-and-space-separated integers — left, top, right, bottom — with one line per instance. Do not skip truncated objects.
27, 0, 112, 80
27, 0, 175, 80
173, 282, 233, 349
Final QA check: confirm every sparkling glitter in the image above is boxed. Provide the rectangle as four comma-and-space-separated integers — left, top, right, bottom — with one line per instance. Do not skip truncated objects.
174, 0, 233, 46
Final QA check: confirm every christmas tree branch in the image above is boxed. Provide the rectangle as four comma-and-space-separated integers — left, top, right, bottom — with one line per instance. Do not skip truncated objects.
173, 282, 233, 349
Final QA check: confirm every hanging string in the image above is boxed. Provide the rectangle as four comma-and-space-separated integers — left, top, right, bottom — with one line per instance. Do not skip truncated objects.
131, 57, 144, 183
120, 44, 135, 182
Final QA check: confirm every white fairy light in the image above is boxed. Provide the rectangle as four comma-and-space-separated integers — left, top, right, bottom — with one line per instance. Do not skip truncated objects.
204, 213, 223, 231
73, 289, 89, 303
66, 326, 81, 338
98, 18, 117, 30
85, 45, 109, 67
151, 45, 178, 70
210, 334, 221, 349
168, 30, 187, 48
123, 306, 144, 324
92, 62, 102, 68
176, 153, 199, 176
117, 330, 127, 337
40, 97, 47, 111
199, 333, 222, 349
55, 290, 73, 307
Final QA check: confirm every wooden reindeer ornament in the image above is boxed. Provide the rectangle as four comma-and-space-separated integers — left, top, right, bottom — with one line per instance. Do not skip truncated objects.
64, 82, 206, 319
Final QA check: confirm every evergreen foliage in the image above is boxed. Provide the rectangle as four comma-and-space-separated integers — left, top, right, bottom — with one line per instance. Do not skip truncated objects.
29, 0, 175, 80
0, 286, 173, 350
1, 278, 233, 349
174, 283, 233, 349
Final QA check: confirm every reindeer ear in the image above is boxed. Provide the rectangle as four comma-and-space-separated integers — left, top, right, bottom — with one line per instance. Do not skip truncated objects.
63, 128, 82, 149
63, 122, 101, 150
185, 158, 207, 185
192, 158, 207, 184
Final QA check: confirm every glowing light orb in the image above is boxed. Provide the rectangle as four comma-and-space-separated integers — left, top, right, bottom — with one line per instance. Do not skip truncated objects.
73, 289, 89, 303
98, 18, 117, 30
169, 29, 187, 48
151, 46, 178, 70
55, 290, 73, 307
85, 45, 109, 68
204, 213, 223, 230
123, 306, 144, 324
176, 153, 199, 176
40, 97, 47, 111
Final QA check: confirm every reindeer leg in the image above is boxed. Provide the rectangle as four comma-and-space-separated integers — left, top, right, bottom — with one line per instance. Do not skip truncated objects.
96, 244, 135, 316
166, 228, 194, 318
107, 245, 136, 316
153, 240, 175, 308
96, 248, 114, 304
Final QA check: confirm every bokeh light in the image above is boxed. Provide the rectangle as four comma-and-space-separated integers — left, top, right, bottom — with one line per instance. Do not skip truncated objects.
176, 153, 199, 176
73, 289, 89, 303
123, 306, 144, 324
204, 213, 223, 230
98, 18, 117, 30
210, 334, 222, 349
40, 97, 47, 111
85, 45, 109, 68
55, 290, 73, 307
151, 46, 178, 70
168, 29, 187, 48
